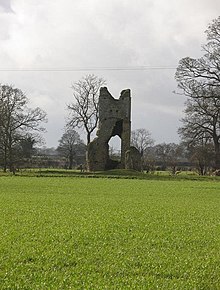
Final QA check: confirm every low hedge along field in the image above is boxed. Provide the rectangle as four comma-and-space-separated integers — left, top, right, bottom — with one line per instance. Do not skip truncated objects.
1, 176, 220, 289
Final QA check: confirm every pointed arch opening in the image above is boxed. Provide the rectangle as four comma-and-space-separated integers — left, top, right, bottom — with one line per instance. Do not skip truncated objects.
106, 135, 121, 170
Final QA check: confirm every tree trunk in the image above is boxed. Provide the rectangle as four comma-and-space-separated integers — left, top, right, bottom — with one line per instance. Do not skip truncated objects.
87, 133, 91, 145
172, 166, 176, 175
3, 144, 7, 172
198, 160, 205, 175
214, 143, 220, 169
213, 138, 220, 169
8, 137, 14, 172
3, 153, 7, 172
69, 153, 73, 169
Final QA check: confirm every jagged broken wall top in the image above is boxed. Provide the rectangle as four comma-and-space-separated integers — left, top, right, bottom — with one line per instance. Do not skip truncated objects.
98, 87, 131, 134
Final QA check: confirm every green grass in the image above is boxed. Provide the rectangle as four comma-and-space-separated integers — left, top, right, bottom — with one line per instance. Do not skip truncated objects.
1, 176, 220, 289
1, 168, 219, 182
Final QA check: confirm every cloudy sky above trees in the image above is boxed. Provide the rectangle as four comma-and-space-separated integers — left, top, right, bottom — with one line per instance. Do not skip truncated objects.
0, 0, 220, 147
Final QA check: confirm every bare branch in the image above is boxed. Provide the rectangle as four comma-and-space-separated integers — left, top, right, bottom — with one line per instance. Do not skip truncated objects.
67, 74, 106, 145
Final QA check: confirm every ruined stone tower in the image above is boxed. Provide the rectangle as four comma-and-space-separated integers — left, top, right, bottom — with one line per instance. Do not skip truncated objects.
87, 87, 141, 171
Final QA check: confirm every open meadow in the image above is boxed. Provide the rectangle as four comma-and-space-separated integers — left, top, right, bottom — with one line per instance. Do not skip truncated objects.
1, 175, 220, 289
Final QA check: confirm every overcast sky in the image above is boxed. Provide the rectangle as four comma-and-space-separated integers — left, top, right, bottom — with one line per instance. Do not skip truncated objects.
0, 0, 220, 148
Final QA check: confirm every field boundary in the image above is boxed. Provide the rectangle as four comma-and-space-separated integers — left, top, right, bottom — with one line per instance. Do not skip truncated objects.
0, 169, 220, 182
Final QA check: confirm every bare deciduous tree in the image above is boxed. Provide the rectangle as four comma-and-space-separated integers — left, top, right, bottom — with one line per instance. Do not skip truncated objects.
154, 143, 183, 173
57, 128, 85, 169
131, 128, 154, 155
131, 128, 154, 171
175, 17, 220, 98
67, 74, 106, 145
178, 96, 220, 169
0, 84, 47, 172
187, 141, 215, 175
175, 17, 220, 169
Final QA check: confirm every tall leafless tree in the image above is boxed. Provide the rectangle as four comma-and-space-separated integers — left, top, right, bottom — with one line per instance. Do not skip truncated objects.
0, 84, 47, 172
57, 128, 85, 169
131, 128, 154, 155
176, 17, 220, 98
67, 74, 106, 145
131, 128, 154, 171
178, 96, 220, 169
175, 17, 220, 169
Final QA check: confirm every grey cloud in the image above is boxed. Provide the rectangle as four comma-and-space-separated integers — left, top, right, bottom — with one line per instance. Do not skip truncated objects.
0, 0, 14, 13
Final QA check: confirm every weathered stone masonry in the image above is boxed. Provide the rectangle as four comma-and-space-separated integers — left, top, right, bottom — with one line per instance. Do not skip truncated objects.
87, 87, 141, 171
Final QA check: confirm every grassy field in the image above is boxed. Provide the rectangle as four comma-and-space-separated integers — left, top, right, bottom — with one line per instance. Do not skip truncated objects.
1, 168, 219, 181
0, 176, 220, 289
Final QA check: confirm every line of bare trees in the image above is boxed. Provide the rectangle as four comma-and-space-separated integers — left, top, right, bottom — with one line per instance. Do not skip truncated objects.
130, 132, 215, 175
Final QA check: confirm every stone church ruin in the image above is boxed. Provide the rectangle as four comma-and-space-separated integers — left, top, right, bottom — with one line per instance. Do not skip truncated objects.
87, 87, 141, 171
